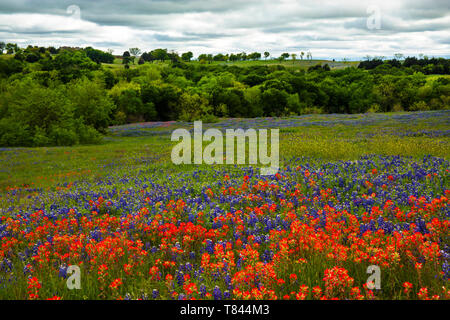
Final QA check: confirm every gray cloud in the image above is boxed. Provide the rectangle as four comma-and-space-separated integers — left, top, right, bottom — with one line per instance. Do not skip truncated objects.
0, 0, 448, 59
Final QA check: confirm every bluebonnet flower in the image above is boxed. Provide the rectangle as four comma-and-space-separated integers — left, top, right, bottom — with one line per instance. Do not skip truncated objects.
213, 286, 222, 300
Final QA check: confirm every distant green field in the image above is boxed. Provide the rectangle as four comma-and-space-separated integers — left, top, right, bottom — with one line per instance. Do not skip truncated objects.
188, 59, 359, 70
102, 58, 359, 71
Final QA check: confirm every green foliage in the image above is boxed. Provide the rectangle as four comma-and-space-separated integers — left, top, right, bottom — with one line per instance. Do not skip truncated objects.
84, 47, 115, 64
0, 78, 104, 147
181, 51, 193, 62
178, 92, 215, 122
0, 57, 23, 78
66, 78, 114, 132
0, 118, 32, 147
0, 44, 449, 147
261, 87, 288, 116
42, 50, 99, 83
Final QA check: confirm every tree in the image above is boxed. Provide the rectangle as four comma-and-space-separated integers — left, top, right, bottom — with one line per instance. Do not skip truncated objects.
0, 79, 101, 147
264, 51, 270, 60
84, 47, 114, 64
213, 53, 227, 61
0, 56, 23, 77
167, 51, 180, 63
116, 89, 145, 122
6, 43, 18, 54
129, 48, 141, 57
48, 46, 58, 54
13, 50, 24, 61
181, 51, 193, 62
300, 52, 305, 60
261, 88, 288, 116
178, 92, 213, 121
129, 48, 142, 64
229, 54, 238, 62
25, 52, 40, 63
45, 50, 98, 83
198, 54, 214, 63
291, 53, 297, 64
394, 53, 404, 60
248, 52, 261, 61
280, 53, 290, 61
358, 58, 384, 70
122, 51, 133, 67
141, 52, 155, 62
306, 52, 312, 60
66, 78, 114, 132
0, 42, 5, 54
151, 48, 169, 62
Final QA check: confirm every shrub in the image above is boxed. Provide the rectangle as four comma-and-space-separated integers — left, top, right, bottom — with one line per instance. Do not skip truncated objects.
0, 78, 105, 147
66, 78, 114, 132
32, 126, 51, 147
76, 122, 103, 145
409, 101, 429, 111
48, 126, 79, 146
0, 118, 32, 147
178, 92, 215, 122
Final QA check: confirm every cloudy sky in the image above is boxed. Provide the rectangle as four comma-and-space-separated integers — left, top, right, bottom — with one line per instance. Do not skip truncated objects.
0, 0, 449, 59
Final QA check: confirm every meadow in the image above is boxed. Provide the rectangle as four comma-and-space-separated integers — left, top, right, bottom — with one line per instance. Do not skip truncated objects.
0, 110, 449, 300
104, 58, 358, 72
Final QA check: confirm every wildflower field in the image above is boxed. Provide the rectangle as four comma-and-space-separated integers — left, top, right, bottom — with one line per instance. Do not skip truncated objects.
0, 110, 449, 300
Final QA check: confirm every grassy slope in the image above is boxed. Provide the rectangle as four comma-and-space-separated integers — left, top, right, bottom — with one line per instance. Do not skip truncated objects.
102, 58, 359, 71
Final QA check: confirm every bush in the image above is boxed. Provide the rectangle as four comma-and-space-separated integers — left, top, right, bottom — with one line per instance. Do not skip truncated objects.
366, 104, 381, 113
300, 106, 323, 115
0, 118, 32, 147
143, 102, 158, 121
409, 101, 429, 111
0, 58, 23, 78
0, 78, 105, 147
76, 122, 103, 144
49, 126, 79, 146
261, 88, 288, 116
114, 111, 127, 125
178, 92, 215, 122
66, 78, 114, 132
32, 126, 51, 147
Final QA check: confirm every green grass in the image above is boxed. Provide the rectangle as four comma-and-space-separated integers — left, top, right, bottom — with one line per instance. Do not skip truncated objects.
189, 59, 359, 70
102, 58, 359, 71
0, 111, 448, 192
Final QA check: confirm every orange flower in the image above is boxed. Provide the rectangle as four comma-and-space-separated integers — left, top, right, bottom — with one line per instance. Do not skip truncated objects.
109, 278, 123, 290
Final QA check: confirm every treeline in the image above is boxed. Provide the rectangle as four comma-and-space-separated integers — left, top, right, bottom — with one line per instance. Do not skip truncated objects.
129, 49, 309, 65
0, 46, 449, 147
0, 44, 115, 65
359, 57, 450, 75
